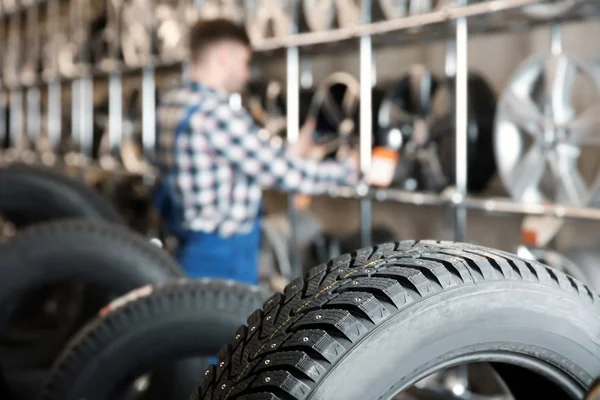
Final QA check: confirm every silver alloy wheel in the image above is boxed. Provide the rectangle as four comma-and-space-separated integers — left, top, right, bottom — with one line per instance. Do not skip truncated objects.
493, 52, 600, 207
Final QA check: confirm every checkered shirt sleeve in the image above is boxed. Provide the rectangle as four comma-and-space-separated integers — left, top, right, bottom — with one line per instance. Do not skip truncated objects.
191, 101, 359, 195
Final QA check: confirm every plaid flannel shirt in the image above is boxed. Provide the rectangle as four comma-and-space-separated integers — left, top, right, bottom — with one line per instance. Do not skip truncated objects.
156, 81, 359, 237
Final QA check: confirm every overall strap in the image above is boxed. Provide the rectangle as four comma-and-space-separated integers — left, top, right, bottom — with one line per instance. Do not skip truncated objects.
152, 100, 204, 239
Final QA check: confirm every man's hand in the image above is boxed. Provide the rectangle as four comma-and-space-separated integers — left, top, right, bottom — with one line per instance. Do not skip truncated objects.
290, 118, 316, 157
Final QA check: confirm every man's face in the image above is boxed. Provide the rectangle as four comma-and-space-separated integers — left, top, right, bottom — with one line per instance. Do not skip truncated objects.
224, 42, 252, 93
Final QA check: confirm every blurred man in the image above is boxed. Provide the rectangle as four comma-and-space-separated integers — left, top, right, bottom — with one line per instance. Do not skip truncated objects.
154, 18, 359, 285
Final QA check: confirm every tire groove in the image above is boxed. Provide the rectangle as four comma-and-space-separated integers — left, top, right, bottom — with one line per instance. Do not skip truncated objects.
200, 241, 600, 400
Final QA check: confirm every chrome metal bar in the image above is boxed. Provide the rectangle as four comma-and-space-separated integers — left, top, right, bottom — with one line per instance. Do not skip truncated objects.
360, 0, 373, 248
286, 5, 301, 278
47, 80, 61, 152
44, 0, 61, 161
331, 184, 600, 223
80, 74, 94, 156
300, 56, 313, 89
71, 80, 81, 150
461, 197, 600, 221
45, 0, 60, 83
252, 0, 545, 52
109, 72, 123, 158
26, 86, 41, 149
453, 6, 471, 377
9, 89, 23, 150
445, 40, 457, 78
142, 65, 156, 161
286, 49, 300, 144
371, 187, 448, 206
550, 23, 562, 55
454, 13, 469, 243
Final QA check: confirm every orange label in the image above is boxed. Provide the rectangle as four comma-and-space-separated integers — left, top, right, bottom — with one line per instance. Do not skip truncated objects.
368, 147, 399, 188
521, 229, 537, 246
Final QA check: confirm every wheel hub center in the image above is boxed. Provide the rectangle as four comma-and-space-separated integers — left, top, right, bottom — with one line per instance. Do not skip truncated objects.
541, 120, 566, 148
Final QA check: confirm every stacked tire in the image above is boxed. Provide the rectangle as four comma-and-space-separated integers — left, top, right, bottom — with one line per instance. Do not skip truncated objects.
0, 164, 269, 399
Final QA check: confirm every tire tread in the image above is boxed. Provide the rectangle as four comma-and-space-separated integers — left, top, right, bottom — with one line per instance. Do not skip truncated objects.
41, 280, 268, 400
195, 240, 599, 400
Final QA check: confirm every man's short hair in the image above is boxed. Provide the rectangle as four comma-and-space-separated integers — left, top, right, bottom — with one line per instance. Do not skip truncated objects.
188, 18, 251, 62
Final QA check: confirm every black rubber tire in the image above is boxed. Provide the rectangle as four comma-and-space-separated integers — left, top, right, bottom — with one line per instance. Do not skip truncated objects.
195, 240, 600, 400
0, 219, 184, 371
0, 164, 125, 374
0, 163, 123, 225
39, 280, 270, 400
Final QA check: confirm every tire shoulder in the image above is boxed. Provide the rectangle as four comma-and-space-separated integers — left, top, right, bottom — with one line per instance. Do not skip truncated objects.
41, 280, 269, 400
1, 218, 184, 278
198, 240, 599, 399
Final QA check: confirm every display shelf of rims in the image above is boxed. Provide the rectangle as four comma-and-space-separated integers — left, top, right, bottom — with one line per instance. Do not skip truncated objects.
1, 0, 600, 250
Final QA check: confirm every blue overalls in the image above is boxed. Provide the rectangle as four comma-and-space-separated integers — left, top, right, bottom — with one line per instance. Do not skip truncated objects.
153, 99, 262, 286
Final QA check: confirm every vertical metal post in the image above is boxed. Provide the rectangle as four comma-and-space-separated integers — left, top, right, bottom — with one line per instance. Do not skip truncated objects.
46, 0, 62, 157
359, 0, 373, 247
9, 89, 23, 151
300, 56, 313, 89
550, 24, 562, 55
287, 4, 301, 278
109, 72, 123, 160
453, 13, 468, 243
7, 13, 23, 155
70, 0, 93, 159
71, 79, 81, 152
142, 65, 156, 163
78, 0, 93, 159
26, 87, 41, 151
24, 4, 40, 156
80, 75, 94, 157
443, 40, 456, 238
452, 5, 470, 390
47, 80, 61, 153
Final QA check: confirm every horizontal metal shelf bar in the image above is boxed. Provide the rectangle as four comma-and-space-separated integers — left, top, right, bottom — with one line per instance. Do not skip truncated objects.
326, 185, 600, 222
461, 196, 600, 221
252, 0, 544, 52
5, 154, 600, 223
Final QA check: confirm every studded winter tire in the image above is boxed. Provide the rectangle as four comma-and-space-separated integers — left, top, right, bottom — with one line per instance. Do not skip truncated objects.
193, 240, 600, 400
39, 280, 269, 400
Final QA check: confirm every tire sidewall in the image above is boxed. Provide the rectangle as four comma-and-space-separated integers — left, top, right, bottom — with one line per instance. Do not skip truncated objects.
308, 280, 600, 400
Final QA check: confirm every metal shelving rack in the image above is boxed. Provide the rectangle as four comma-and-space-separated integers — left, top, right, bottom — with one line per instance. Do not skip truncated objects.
268, 0, 600, 252
2, 0, 600, 248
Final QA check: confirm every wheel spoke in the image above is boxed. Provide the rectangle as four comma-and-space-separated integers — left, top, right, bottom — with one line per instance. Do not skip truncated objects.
507, 144, 545, 200
548, 145, 587, 205
543, 55, 577, 124
568, 102, 600, 147
501, 88, 543, 137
